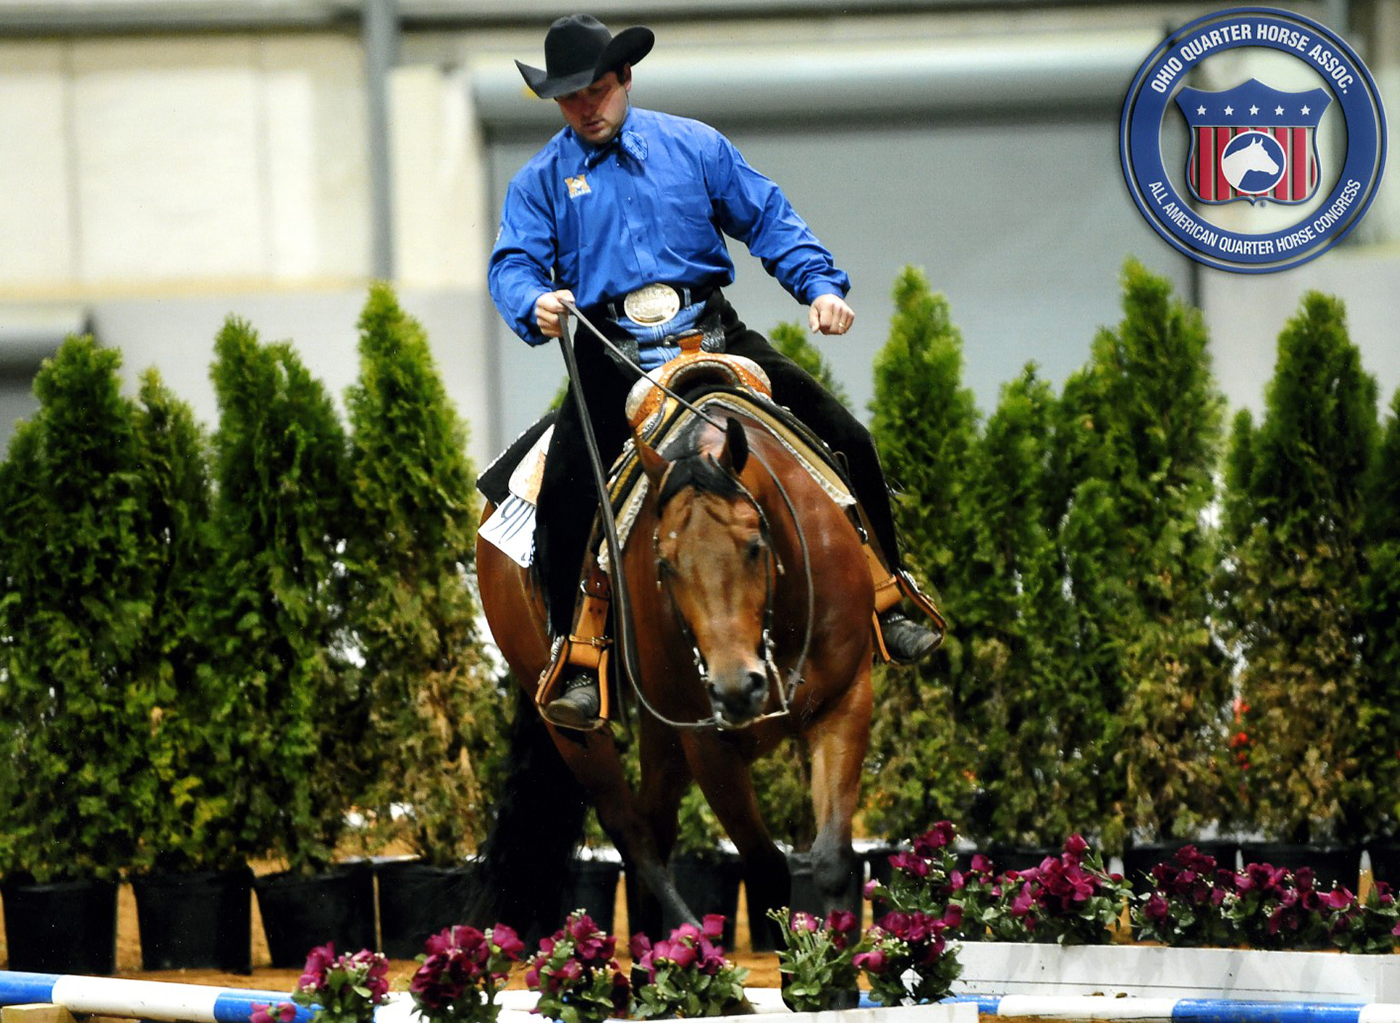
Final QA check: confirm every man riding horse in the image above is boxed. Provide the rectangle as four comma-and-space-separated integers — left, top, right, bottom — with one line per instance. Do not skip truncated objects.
488, 14, 941, 730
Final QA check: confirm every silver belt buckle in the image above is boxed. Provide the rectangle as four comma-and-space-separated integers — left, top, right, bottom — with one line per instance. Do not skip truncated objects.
622, 283, 681, 326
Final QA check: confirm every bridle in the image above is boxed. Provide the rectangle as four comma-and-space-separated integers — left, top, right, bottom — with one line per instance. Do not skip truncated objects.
648, 457, 799, 731
557, 301, 816, 731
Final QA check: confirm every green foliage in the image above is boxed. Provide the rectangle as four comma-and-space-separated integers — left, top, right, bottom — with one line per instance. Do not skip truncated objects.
672, 786, 726, 860
864, 267, 980, 839
752, 740, 817, 850
1053, 259, 1229, 849
0, 338, 159, 882
1220, 292, 1378, 843
766, 908, 860, 1012
769, 321, 851, 405
206, 317, 360, 874
955, 364, 1092, 845
344, 283, 505, 864
1360, 390, 1400, 833
630, 922, 749, 1019
129, 370, 250, 872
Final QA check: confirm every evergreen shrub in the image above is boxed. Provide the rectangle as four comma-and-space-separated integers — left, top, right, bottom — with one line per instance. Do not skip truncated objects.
1220, 292, 1378, 843
0, 338, 158, 882
345, 284, 505, 863
205, 317, 360, 874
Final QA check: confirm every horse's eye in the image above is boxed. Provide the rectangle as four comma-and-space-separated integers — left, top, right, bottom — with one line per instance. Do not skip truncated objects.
745, 537, 766, 563
657, 557, 676, 578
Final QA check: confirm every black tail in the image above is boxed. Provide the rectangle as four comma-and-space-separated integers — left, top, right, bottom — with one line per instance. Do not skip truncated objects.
469, 682, 588, 944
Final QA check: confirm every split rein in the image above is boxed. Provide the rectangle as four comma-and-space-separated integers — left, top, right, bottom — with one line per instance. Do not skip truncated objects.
558, 299, 816, 731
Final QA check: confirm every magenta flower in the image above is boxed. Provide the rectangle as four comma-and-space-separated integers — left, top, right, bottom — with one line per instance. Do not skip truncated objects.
890, 850, 930, 878
631, 918, 746, 1019
852, 947, 888, 974
251, 1003, 297, 1023
913, 821, 957, 856
826, 909, 858, 935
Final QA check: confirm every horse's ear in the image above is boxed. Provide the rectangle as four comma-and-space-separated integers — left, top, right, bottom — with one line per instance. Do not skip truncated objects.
719, 416, 748, 476
637, 434, 670, 490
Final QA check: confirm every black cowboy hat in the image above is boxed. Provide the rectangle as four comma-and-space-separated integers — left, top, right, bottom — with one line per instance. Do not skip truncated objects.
515, 14, 654, 100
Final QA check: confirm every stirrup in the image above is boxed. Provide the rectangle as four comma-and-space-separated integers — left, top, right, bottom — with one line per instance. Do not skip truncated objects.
542, 673, 602, 730
863, 550, 947, 664
536, 562, 613, 731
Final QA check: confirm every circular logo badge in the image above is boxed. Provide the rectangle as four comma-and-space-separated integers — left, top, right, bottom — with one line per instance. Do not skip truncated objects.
1120, 7, 1387, 273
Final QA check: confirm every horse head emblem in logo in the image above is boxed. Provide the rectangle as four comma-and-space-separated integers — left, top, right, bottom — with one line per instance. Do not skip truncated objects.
1220, 132, 1285, 193
1177, 79, 1331, 205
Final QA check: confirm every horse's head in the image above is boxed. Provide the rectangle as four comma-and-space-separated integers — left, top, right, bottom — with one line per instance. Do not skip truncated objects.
637, 416, 775, 728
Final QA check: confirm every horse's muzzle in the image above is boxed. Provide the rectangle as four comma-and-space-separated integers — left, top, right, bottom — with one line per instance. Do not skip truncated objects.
708, 667, 769, 727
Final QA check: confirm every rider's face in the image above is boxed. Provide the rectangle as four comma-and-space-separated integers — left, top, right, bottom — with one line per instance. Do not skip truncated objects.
555, 68, 631, 146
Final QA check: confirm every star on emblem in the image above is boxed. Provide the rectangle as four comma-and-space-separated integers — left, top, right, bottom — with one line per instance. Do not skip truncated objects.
1197, 105, 1207, 115
1301, 105, 1311, 115
1224, 105, 1234, 115
1275, 105, 1285, 115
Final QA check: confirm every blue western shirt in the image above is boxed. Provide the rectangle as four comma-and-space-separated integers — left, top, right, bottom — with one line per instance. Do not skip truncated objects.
489, 106, 850, 346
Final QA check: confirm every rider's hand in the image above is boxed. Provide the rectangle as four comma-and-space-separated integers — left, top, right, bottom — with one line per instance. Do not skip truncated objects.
810, 293, 855, 336
534, 289, 576, 339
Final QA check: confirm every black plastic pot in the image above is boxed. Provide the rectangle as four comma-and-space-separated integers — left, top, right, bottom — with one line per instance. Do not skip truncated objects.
1, 876, 118, 974
253, 862, 377, 967
623, 852, 745, 948
1368, 840, 1400, 887
130, 866, 254, 973
376, 859, 479, 960
1238, 841, 1362, 891
669, 853, 742, 947
1121, 839, 1241, 893
564, 857, 622, 934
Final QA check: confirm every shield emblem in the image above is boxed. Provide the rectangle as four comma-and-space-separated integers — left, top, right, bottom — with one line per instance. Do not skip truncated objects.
1176, 79, 1331, 205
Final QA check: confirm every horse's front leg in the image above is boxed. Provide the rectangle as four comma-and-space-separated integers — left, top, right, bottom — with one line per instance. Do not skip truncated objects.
803, 660, 874, 920
547, 725, 696, 932
682, 732, 791, 949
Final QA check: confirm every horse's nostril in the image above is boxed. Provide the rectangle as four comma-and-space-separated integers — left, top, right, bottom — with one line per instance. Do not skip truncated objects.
747, 671, 766, 696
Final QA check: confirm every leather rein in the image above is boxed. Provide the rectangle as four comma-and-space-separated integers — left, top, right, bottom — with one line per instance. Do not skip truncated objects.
558, 300, 816, 731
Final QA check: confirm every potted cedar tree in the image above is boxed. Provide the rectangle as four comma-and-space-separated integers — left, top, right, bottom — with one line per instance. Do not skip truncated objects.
343, 285, 505, 958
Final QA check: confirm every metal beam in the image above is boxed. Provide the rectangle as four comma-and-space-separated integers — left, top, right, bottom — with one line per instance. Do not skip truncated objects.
473, 30, 1162, 135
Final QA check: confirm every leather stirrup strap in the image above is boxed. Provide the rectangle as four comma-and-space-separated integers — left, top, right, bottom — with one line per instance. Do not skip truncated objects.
850, 503, 948, 662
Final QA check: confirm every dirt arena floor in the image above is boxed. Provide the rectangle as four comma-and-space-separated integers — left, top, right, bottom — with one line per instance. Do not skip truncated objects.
0, 873, 784, 991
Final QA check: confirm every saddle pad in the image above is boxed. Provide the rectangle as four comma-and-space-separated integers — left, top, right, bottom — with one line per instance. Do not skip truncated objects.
478, 424, 553, 567
597, 390, 854, 573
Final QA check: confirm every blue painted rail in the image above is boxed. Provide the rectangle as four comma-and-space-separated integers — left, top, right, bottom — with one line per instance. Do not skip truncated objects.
0, 972, 315, 1023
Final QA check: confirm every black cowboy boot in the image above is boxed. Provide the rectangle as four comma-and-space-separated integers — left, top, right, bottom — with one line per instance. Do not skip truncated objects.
879, 609, 942, 664
543, 672, 601, 729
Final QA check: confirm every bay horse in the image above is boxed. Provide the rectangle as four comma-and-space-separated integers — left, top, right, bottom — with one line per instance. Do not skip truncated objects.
473, 379, 875, 944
